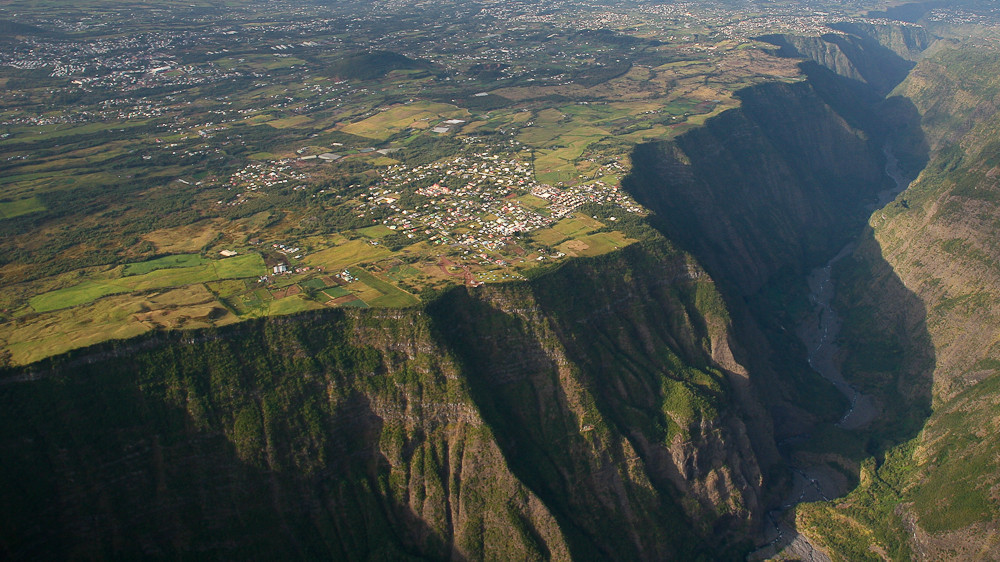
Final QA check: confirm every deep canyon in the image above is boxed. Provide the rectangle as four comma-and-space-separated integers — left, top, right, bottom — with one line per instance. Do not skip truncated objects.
5, 17, 1000, 561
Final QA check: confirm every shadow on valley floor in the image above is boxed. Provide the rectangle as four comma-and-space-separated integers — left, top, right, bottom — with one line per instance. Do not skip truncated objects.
757, 226, 936, 559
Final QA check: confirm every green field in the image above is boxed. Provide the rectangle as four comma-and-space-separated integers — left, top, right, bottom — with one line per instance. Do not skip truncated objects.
531, 214, 608, 247
516, 194, 550, 210
30, 254, 266, 313
532, 228, 570, 246
123, 254, 208, 276
268, 294, 325, 315
0, 196, 45, 219
214, 254, 266, 278
306, 239, 393, 272
384, 264, 421, 282
3, 284, 237, 365
348, 267, 418, 308
267, 115, 313, 129
322, 287, 352, 299
29, 281, 127, 313
357, 225, 395, 238
340, 102, 469, 140
300, 278, 328, 290
567, 231, 632, 256
206, 279, 248, 298
554, 215, 603, 236
1, 120, 150, 145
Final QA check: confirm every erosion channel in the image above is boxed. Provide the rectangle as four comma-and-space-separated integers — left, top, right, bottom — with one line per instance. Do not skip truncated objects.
753, 145, 911, 560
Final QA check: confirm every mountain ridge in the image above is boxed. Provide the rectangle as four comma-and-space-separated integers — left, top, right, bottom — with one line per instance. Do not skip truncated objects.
0, 238, 772, 560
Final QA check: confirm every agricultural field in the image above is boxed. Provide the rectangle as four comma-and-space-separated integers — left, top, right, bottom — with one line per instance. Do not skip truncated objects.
0, 0, 814, 363
339, 102, 471, 141
305, 239, 393, 272
0, 197, 45, 219
28, 253, 265, 313
0, 284, 239, 365
122, 254, 207, 276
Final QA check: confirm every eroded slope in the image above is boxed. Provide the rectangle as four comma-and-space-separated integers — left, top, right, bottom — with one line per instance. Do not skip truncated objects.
0, 239, 769, 560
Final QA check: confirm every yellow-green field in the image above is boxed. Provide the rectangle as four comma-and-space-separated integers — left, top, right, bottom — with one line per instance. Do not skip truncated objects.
357, 225, 394, 238
2, 284, 240, 366
516, 194, 551, 210
30, 253, 265, 313
557, 231, 633, 257
142, 220, 223, 253
266, 115, 313, 129
349, 267, 418, 308
305, 239, 393, 271
345, 279, 384, 304
530, 213, 625, 250
0, 196, 45, 219
339, 102, 470, 140
123, 253, 207, 276
268, 294, 325, 315
0, 120, 150, 145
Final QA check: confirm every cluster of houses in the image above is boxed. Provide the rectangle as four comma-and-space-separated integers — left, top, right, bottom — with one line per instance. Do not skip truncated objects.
268, 263, 314, 278
221, 161, 309, 206
348, 146, 642, 253
531, 179, 642, 218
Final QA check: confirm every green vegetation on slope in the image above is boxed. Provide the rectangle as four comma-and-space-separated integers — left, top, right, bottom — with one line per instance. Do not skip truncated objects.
797, 44, 1000, 560
323, 51, 433, 81
0, 238, 768, 560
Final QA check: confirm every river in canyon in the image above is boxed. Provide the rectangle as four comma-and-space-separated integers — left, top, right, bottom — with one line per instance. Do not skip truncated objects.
749, 145, 910, 561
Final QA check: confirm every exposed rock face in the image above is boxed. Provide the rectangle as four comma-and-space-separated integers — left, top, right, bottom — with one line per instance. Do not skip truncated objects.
430, 243, 773, 559
757, 21, 930, 96
0, 241, 770, 560
826, 21, 933, 62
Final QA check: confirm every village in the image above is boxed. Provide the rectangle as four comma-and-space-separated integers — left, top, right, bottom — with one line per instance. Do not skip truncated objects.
4, 0, 1000, 365
362, 148, 643, 253
218, 139, 644, 263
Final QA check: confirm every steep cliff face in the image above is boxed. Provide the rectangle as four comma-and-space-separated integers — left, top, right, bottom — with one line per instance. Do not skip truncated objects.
0, 239, 769, 560
893, 47, 1000, 151
618, 26, 983, 561
620, 47, 927, 445
625, 80, 885, 298
827, 21, 933, 62
757, 22, 927, 96
2, 311, 567, 561
794, 46, 1000, 560
430, 242, 773, 559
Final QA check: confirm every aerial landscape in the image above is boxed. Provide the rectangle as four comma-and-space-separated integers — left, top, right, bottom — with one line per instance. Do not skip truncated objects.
2, 0, 1000, 558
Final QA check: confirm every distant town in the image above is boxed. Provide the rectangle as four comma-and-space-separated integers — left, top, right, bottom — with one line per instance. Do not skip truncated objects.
1, 0, 999, 364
